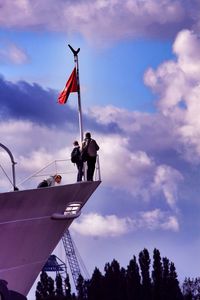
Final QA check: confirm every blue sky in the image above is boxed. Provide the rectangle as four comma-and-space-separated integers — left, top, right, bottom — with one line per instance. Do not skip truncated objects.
0, 0, 200, 298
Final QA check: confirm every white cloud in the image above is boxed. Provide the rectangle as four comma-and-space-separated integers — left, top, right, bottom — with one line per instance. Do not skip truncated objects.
71, 210, 179, 237
90, 108, 183, 207
8, 44, 28, 64
0, 119, 78, 190
173, 29, 200, 80
144, 29, 200, 163
151, 165, 183, 210
0, 43, 28, 64
88, 105, 176, 151
139, 209, 162, 230
139, 209, 179, 232
161, 215, 179, 231
0, 0, 196, 44
71, 213, 133, 237
0, 98, 184, 209
97, 133, 155, 200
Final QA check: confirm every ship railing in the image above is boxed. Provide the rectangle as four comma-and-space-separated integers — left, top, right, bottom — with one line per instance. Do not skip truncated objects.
17, 155, 101, 190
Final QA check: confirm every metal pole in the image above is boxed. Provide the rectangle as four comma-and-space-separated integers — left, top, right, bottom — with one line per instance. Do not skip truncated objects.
68, 45, 84, 143
0, 143, 18, 191
68, 45, 87, 181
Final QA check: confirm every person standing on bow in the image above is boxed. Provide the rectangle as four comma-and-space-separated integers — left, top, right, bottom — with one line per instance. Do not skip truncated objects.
82, 132, 99, 181
71, 140, 83, 182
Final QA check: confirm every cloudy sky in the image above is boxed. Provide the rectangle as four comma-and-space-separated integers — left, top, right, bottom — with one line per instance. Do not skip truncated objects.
1, 0, 200, 297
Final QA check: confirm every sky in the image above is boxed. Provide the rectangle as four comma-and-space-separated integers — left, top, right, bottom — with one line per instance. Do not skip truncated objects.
0, 0, 200, 298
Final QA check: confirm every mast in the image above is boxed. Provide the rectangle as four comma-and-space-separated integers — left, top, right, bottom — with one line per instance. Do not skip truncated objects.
68, 45, 84, 143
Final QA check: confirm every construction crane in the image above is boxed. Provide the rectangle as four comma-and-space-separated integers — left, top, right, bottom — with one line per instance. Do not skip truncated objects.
43, 228, 89, 291
62, 229, 90, 289
43, 254, 67, 277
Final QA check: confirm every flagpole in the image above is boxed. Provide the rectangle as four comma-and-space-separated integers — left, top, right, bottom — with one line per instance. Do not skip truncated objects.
68, 44, 84, 143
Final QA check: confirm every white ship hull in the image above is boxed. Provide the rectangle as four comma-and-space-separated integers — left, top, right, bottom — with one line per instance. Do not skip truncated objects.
0, 181, 100, 296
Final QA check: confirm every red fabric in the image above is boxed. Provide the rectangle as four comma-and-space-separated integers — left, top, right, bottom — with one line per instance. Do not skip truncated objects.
58, 67, 78, 104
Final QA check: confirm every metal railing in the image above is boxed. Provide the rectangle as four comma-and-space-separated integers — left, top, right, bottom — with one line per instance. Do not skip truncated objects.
17, 156, 101, 190
0, 143, 17, 191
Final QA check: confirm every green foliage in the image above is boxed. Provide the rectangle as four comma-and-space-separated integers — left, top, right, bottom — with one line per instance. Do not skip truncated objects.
64, 274, 72, 299
182, 277, 200, 300
87, 267, 104, 300
103, 260, 127, 300
76, 274, 88, 300
36, 271, 55, 300
152, 249, 163, 300
126, 255, 141, 300
139, 248, 152, 300
36, 271, 72, 300
35, 248, 198, 300
55, 274, 64, 296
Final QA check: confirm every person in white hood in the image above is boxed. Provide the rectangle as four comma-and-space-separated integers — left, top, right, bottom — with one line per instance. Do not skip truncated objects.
37, 174, 62, 188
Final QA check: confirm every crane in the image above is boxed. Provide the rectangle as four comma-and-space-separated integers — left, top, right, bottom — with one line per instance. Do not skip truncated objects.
62, 229, 90, 289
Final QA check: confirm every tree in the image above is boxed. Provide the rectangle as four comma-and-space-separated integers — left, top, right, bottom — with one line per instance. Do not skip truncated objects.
35, 248, 186, 300
193, 278, 200, 300
182, 277, 200, 300
126, 255, 141, 300
168, 262, 183, 300
64, 274, 72, 299
139, 248, 152, 300
76, 274, 88, 300
104, 259, 127, 300
48, 277, 55, 297
120, 267, 128, 300
162, 257, 170, 300
55, 274, 64, 297
42, 296, 66, 300
36, 271, 52, 300
152, 248, 163, 300
182, 277, 193, 300
87, 267, 104, 300
36, 282, 43, 300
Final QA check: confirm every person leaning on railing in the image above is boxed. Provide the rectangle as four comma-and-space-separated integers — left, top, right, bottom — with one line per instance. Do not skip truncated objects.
37, 174, 62, 188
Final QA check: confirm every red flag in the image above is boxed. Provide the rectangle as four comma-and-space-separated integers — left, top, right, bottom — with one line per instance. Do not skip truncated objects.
58, 67, 78, 104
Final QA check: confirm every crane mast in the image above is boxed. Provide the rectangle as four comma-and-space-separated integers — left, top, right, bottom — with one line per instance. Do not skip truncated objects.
62, 229, 83, 288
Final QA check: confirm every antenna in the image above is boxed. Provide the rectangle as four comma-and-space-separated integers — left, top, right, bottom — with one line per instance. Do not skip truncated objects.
68, 44, 80, 56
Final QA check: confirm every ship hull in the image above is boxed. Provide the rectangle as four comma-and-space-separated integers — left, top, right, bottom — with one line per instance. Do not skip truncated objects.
0, 181, 100, 295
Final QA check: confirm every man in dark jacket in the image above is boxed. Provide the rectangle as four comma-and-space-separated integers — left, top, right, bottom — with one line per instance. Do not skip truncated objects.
82, 132, 99, 181
71, 140, 83, 182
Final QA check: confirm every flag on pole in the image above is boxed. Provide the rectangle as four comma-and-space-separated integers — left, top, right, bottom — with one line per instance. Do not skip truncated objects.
58, 67, 78, 104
